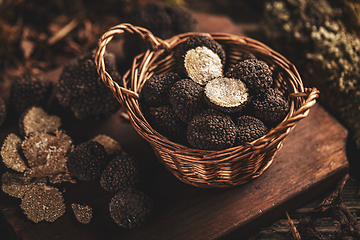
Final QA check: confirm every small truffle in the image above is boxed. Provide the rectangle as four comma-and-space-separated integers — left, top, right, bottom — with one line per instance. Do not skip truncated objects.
109, 188, 153, 229
236, 115, 268, 144
9, 75, 52, 114
169, 78, 206, 123
100, 155, 141, 192
140, 72, 180, 107
0, 96, 6, 126
22, 130, 73, 184
146, 105, 188, 142
55, 51, 121, 120
1, 172, 38, 199
1, 133, 27, 172
227, 58, 273, 94
204, 77, 249, 113
179, 35, 226, 85
71, 203, 93, 224
20, 183, 66, 223
92, 134, 123, 156
19, 106, 62, 136
251, 88, 289, 126
66, 140, 109, 181
187, 110, 237, 150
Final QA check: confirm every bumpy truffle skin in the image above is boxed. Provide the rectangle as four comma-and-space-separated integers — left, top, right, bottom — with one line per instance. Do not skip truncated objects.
146, 105, 187, 142
100, 155, 141, 192
109, 188, 153, 229
251, 88, 289, 126
140, 72, 180, 107
0, 97, 6, 126
227, 58, 273, 94
169, 78, 206, 123
179, 35, 225, 85
204, 77, 250, 113
187, 110, 237, 150
55, 51, 121, 120
236, 115, 268, 144
66, 140, 109, 181
10, 75, 52, 114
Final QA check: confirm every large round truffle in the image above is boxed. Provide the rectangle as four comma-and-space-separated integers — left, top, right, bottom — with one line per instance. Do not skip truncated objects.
109, 188, 153, 229
100, 155, 141, 192
169, 78, 206, 123
187, 110, 237, 150
204, 77, 249, 113
66, 140, 109, 181
236, 115, 268, 144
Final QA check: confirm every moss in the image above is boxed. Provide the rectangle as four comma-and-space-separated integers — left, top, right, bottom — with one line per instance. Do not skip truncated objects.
204, 77, 250, 113
109, 188, 153, 229
187, 109, 237, 150
55, 51, 121, 120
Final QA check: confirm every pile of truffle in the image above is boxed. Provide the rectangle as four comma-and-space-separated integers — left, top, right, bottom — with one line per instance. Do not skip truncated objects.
0, 106, 152, 228
140, 35, 289, 150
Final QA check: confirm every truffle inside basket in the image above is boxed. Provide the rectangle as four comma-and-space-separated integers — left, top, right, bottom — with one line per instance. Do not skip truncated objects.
95, 23, 319, 188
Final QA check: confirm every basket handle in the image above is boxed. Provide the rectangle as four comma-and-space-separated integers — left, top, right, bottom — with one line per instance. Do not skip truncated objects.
94, 23, 170, 104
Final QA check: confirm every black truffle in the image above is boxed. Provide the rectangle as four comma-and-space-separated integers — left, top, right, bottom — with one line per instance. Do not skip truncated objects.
66, 140, 109, 181
55, 51, 121, 120
124, 2, 198, 67
204, 77, 250, 113
187, 110, 237, 150
140, 72, 180, 107
0, 96, 6, 126
179, 35, 226, 85
100, 155, 141, 192
169, 78, 206, 123
9, 75, 52, 114
235, 115, 268, 145
19, 106, 62, 136
109, 188, 153, 229
1, 133, 27, 172
251, 88, 289, 126
146, 105, 187, 142
227, 58, 273, 94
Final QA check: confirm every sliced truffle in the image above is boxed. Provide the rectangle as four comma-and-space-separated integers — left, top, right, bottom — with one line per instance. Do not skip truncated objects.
146, 105, 188, 141
140, 72, 180, 107
20, 183, 66, 223
1, 133, 27, 172
187, 110, 237, 150
0, 96, 6, 126
179, 35, 226, 85
19, 106, 62, 136
169, 78, 206, 123
66, 140, 109, 181
204, 77, 250, 113
251, 88, 289, 126
9, 75, 52, 114
236, 115, 268, 144
1, 172, 39, 199
227, 58, 273, 94
100, 155, 141, 192
109, 188, 153, 229
92, 134, 123, 156
71, 203, 93, 224
21, 130, 74, 184
55, 51, 121, 120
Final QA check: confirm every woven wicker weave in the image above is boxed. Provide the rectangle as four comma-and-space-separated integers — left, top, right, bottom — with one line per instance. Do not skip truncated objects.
95, 23, 319, 188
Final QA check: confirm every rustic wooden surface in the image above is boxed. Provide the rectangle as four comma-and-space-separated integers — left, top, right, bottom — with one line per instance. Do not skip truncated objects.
0, 9, 352, 240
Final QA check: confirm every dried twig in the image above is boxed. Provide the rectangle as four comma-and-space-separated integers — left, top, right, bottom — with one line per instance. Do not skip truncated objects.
286, 212, 301, 240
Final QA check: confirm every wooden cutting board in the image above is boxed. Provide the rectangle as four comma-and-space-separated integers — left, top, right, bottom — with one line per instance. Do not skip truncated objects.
0, 102, 349, 240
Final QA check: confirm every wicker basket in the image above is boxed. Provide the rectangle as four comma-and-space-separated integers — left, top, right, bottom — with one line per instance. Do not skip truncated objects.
94, 23, 319, 188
